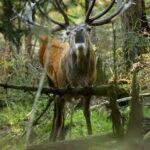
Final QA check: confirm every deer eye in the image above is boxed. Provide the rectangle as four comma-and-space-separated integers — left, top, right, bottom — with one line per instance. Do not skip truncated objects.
66, 31, 70, 35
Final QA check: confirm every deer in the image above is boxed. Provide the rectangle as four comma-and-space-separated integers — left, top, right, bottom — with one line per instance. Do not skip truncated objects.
15, 0, 132, 141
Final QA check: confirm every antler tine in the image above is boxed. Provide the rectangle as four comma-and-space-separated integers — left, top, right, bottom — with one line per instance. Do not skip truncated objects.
85, 0, 90, 13
11, 1, 48, 29
89, 0, 115, 22
89, 0, 133, 26
85, 0, 96, 22
11, 0, 68, 32
51, 25, 66, 32
55, 0, 69, 26
37, 4, 67, 28
36, 0, 69, 31
13, 8, 63, 32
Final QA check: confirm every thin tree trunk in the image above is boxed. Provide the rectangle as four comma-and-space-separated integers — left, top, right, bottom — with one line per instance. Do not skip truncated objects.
124, 64, 143, 150
121, 0, 149, 70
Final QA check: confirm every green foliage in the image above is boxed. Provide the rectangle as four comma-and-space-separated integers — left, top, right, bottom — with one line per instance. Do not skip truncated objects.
65, 109, 112, 139
144, 106, 150, 117
0, 93, 113, 149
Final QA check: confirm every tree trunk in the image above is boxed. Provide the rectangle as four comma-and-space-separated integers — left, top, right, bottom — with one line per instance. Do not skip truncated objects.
121, 0, 149, 70
1, 0, 22, 52
124, 65, 143, 150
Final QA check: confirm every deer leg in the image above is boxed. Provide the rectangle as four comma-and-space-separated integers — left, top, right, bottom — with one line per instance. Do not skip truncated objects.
51, 95, 65, 141
47, 76, 55, 87
83, 96, 92, 135
58, 111, 65, 140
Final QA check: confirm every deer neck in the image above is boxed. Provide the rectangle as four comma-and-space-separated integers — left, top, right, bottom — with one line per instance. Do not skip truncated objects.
69, 47, 90, 71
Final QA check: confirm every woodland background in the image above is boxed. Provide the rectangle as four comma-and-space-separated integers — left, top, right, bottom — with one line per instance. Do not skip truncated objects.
0, 0, 150, 150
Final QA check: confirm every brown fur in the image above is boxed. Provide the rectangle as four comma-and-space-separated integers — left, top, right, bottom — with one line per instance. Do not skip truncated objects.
39, 35, 70, 87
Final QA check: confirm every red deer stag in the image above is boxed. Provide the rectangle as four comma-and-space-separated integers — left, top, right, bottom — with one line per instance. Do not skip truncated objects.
38, 0, 132, 141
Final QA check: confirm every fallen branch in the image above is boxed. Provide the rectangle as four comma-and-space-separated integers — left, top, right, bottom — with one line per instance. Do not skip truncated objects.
0, 83, 49, 94
1, 83, 150, 102
117, 92, 150, 103
0, 83, 122, 96
91, 92, 150, 110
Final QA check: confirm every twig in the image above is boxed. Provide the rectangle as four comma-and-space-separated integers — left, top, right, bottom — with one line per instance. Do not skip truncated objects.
33, 97, 53, 126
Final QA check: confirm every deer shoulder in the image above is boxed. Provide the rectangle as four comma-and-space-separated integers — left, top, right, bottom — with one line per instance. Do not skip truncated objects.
39, 35, 69, 87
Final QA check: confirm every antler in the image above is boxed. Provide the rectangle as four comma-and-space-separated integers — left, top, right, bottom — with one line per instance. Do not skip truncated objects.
11, 0, 48, 29
37, 0, 69, 29
85, 0, 96, 22
86, 0, 133, 26
89, 0, 116, 21
32, 0, 69, 32
37, 6, 67, 28
12, 0, 69, 32
55, 0, 69, 26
